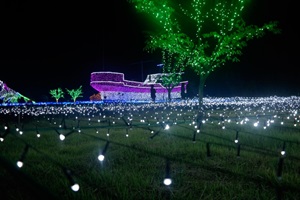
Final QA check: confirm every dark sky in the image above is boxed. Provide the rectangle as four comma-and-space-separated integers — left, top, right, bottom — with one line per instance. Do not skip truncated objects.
0, 0, 297, 101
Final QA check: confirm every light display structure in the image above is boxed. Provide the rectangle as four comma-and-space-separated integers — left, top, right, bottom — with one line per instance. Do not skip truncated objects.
90, 71, 188, 101
0, 80, 31, 103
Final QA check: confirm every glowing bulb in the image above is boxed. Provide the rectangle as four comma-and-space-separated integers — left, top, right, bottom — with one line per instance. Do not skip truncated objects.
163, 178, 172, 186
71, 183, 80, 192
98, 154, 105, 161
281, 151, 285, 156
59, 134, 65, 141
17, 161, 24, 168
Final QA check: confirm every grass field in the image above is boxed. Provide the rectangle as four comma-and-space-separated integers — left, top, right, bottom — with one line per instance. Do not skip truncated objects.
1, 98, 300, 200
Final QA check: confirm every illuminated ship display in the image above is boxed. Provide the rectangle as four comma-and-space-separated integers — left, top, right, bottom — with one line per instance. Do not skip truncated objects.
0, 80, 32, 103
90, 71, 188, 101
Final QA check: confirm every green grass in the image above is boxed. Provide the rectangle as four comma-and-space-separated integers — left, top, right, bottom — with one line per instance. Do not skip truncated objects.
0, 102, 300, 200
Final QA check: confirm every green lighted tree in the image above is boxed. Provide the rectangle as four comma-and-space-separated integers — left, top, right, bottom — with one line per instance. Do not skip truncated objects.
66, 85, 83, 102
49, 88, 64, 103
2, 92, 32, 103
160, 50, 184, 102
128, 0, 281, 128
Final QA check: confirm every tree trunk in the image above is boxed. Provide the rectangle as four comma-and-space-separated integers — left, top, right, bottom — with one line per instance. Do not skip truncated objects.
167, 88, 172, 102
197, 74, 208, 129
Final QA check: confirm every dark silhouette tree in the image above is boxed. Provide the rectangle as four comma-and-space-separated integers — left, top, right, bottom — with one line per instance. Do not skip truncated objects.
128, 0, 280, 128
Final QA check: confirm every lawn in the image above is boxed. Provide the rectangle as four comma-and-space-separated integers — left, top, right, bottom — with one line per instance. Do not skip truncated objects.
1, 98, 300, 200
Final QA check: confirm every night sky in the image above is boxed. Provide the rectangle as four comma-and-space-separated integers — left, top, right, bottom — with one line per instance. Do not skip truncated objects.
1, 0, 297, 102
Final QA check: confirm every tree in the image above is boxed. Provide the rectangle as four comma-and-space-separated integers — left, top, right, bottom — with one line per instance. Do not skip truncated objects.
50, 88, 64, 103
160, 50, 184, 102
66, 85, 83, 102
128, 0, 281, 128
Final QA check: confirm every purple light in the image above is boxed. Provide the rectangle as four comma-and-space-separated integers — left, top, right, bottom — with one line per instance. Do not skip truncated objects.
90, 72, 188, 101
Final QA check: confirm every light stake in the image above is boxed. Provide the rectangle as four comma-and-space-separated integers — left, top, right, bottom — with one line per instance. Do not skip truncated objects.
16, 145, 29, 168
235, 131, 239, 143
98, 141, 110, 162
280, 141, 286, 156
163, 159, 172, 186
63, 168, 80, 192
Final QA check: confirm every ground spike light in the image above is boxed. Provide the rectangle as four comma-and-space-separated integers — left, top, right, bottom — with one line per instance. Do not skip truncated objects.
0, 135, 4, 142
59, 115, 67, 129
55, 129, 75, 141
107, 128, 110, 137
126, 128, 129, 137
0, 132, 9, 142
36, 125, 40, 138
163, 159, 172, 186
1, 124, 10, 142
16, 144, 29, 168
234, 131, 239, 143
98, 141, 110, 162
63, 168, 80, 192
164, 124, 170, 130
280, 141, 286, 157
4, 123, 9, 133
